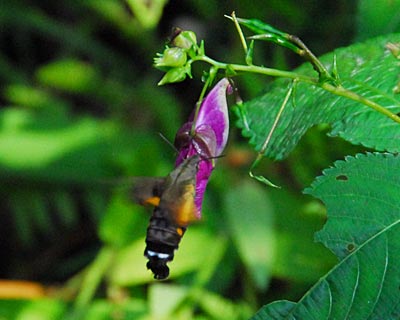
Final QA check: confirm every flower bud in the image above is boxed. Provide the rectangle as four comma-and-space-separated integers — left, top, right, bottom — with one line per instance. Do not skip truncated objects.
154, 47, 187, 68
157, 66, 188, 85
171, 30, 197, 50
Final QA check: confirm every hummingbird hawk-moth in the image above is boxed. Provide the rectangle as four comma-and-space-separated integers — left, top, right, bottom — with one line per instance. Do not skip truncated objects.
132, 78, 230, 279
131, 155, 201, 280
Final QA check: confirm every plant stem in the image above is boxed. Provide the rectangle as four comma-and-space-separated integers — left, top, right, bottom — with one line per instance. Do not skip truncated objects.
194, 56, 316, 83
248, 82, 294, 188
321, 83, 400, 123
229, 11, 248, 55
288, 34, 333, 82
258, 81, 295, 156
190, 68, 216, 135
192, 56, 400, 124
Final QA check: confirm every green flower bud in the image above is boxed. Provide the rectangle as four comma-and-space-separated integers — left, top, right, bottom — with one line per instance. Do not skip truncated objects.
154, 47, 187, 68
158, 66, 189, 85
171, 30, 197, 50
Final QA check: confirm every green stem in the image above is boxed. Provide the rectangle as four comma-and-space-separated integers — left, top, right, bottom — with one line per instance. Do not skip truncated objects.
230, 11, 248, 55
321, 83, 400, 123
191, 56, 400, 124
287, 34, 333, 82
194, 56, 315, 83
258, 81, 295, 156
248, 82, 294, 188
190, 68, 217, 135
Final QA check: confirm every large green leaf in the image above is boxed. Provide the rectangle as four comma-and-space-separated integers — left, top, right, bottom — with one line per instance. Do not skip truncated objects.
236, 34, 400, 160
252, 153, 400, 319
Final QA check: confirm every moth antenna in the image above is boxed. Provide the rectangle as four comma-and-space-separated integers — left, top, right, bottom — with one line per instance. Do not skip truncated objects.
200, 153, 226, 167
204, 154, 226, 161
158, 132, 178, 153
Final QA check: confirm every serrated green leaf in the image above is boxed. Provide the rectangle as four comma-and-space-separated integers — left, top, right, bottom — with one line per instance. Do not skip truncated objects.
251, 300, 296, 320
236, 34, 400, 160
309, 153, 400, 260
257, 153, 400, 319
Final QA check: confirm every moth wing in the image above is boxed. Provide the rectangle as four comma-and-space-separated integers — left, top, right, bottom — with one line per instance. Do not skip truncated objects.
130, 177, 166, 207
160, 180, 198, 226
173, 182, 199, 225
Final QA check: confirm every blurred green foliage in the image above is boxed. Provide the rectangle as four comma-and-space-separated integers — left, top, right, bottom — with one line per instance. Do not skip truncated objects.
0, 0, 399, 319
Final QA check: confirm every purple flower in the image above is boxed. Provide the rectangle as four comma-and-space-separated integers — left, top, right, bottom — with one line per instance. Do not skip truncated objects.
174, 78, 231, 217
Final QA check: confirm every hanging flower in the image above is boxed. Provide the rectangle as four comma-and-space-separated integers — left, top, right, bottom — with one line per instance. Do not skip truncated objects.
174, 78, 231, 217
131, 78, 231, 280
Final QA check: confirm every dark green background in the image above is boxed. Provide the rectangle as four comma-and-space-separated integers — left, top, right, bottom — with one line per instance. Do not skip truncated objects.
0, 0, 399, 319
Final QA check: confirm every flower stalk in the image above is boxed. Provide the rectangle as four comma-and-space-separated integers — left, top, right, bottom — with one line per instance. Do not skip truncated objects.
154, 14, 400, 127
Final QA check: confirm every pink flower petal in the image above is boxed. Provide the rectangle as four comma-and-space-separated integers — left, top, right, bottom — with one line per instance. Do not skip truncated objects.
174, 78, 231, 217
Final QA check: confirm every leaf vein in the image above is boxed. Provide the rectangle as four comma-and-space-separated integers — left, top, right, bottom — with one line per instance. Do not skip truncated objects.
343, 255, 360, 320
366, 234, 389, 319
